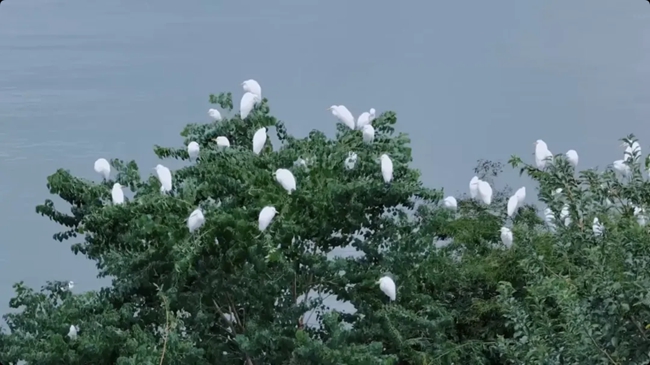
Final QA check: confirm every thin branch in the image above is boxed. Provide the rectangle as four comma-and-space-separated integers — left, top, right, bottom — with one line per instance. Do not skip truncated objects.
159, 296, 170, 365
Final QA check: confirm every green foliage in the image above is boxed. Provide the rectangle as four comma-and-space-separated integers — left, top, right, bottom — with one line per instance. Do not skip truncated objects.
4, 91, 650, 365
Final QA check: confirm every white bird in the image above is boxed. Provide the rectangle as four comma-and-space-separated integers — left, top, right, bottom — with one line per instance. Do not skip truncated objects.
544, 207, 556, 231
362, 124, 375, 144
377, 276, 396, 301
187, 208, 205, 233
592, 217, 604, 236
252, 127, 267, 155
477, 180, 493, 205
240, 92, 259, 119
566, 150, 579, 168
258, 206, 278, 231
613, 160, 630, 176
328, 105, 355, 130
188, 141, 200, 161
111, 183, 125, 205
68, 281, 74, 290
623, 141, 641, 162
344, 152, 357, 170
68, 325, 79, 340
553, 188, 563, 196
94, 158, 111, 180
560, 205, 571, 226
208, 109, 222, 121
242, 79, 262, 99
214, 136, 230, 148
274, 168, 296, 194
469, 176, 479, 199
443, 196, 457, 210
380, 154, 393, 183
154, 164, 172, 193
368, 108, 376, 122
357, 111, 371, 130
500, 227, 513, 249
507, 194, 519, 217
535, 140, 553, 169
515, 187, 526, 204
634, 206, 647, 226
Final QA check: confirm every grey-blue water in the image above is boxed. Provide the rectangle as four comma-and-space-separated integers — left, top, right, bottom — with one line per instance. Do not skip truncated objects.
0, 0, 648, 319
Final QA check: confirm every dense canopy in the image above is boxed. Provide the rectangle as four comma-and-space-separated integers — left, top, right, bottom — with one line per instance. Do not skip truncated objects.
2, 88, 650, 365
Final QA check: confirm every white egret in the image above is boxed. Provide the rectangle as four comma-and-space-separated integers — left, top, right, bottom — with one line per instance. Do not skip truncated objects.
344, 152, 357, 170
477, 180, 493, 205
368, 108, 376, 122
214, 136, 230, 148
188, 141, 200, 161
154, 164, 172, 193
94, 158, 111, 180
274, 168, 296, 194
634, 206, 647, 226
623, 141, 641, 162
328, 105, 355, 130
500, 227, 513, 249
534, 140, 553, 169
258, 206, 277, 231
252, 127, 267, 155
613, 160, 630, 176
544, 207, 556, 231
515, 186, 526, 204
111, 183, 126, 205
469, 176, 479, 199
553, 188, 563, 196
380, 154, 393, 183
592, 217, 604, 236
240, 92, 259, 119
242, 79, 262, 99
443, 196, 457, 210
68, 281, 74, 290
507, 194, 519, 217
362, 124, 375, 144
208, 108, 222, 121
187, 208, 205, 233
560, 205, 571, 226
356, 111, 371, 130
377, 276, 396, 301
566, 150, 579, 168
68, 325, 79, 340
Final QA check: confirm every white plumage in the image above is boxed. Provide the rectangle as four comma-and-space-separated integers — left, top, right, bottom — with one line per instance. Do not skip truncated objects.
94, 158, 111, 180
274, 168, 296, 194
443, 196, 457, 210
258, 206, 278, 231
187, 208, 205, 233
242, 79, 262, 99
344, 152, 357, 170
328, 105, 355, 130
252, 127, 267, 155
507, 194, 518, 217
214, 136, 230, 148
378, 276, 396, 301
500, 227, 513, 249
68, 325, 79, 340
477, 180, 492, 205
208, 108, 222, 121
356, 111, 371, 130
469, 176, 479, 199
613, 160, 630, 176
368, 108, 376, 122
380, 154, 393, 183
535, 140, 553, 169
111, 183, 125, 205
624, 141, 641, 162
188, 141, 200, 161
566, 150, 578, 168
362, 124, 375, 143
154, 164, 172, 193
544, 207, 556, 231
240, 92, 260, 119
515, 186, 526, 204
592, 217, 604, 236
560, 205, 571, 226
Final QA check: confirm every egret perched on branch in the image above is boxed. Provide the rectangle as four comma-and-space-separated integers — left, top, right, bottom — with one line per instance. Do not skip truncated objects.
242, 79, 262, 99
507, 194, 518, 217
477, 180, 492, 205
344, 152, 357, 170
94, 158, 111, 180
623, 140, 641, 162
68, 325, 79, 340
362, 124, 375, 144
377, 276, 396, 301
566, 150, 578, 168
500, 227, 513, 249
214, 136, 230, 148
111, 183, 125, 205
469, 176, 479, 199
443, 196, 457, 210
368, 108, 376, 122
592, 217, 604, 236
515, 186, 526, 203
274, 168, 296, 194
634, 206, 647, 226
328, 105, 355, 130
154, 164, 172, 193
613, 159, 630, 176
534, 140, 553, 169
258, 206, 277, 231
252, 127, 267, 155
380, 154, 393, 183
544, 207, 556, 231
240, 92, 259, 119
208, 109, 222, 121
560, 205, 571, 226
68, 281, 74, 290
356, 111, 371, 130
188, 141, 200, 161
187, 208, 205, 233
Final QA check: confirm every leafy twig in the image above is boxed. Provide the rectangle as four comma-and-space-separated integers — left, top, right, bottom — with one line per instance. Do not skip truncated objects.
159, 295, 170, 365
